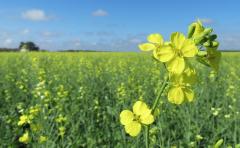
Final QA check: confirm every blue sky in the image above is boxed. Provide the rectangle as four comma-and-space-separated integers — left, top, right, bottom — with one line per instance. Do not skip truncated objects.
0, 0, 240, 51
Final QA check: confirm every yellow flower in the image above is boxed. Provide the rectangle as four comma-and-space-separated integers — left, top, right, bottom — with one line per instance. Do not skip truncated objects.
139, 33, 164, 52
167, 68, 196, 105
120, 101, 154, 137
38, 136, 47, 143
29, 106, 40, 116
58, 126, 66, 137
155, 32, 198, 74
55, 114, 67, 123
19, 131, 30, 144
18, 115, 31, 126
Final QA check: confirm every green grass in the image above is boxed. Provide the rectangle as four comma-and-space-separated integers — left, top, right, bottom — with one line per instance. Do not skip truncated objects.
0, 52, 239, 147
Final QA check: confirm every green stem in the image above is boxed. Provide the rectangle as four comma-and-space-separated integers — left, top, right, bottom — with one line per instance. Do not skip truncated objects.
145, 126, 149, 148
145, 77, 168, 148
152, 77, 168, 113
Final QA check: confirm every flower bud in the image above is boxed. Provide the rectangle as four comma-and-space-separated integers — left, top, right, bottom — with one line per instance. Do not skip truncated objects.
203, 41, 211, 47
187, 24, 196, 38
212, 41, 219, 47
203, 28, 213, 35
209, 34, 217, 41
195, 36, 208, 45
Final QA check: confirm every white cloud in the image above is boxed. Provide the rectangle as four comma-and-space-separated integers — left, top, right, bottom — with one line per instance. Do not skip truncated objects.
41, 31, 53, 37
1, 38, 13, 47
22, 9, 51, 21
41, 31, 61, 37
129, 38, 141, 44
92, 9, 108, 17
21, 29, 30, 35
74, 41, 81, 47
198, 18, 213, 24
219, 34, 240, 50
4, 38, 12, 44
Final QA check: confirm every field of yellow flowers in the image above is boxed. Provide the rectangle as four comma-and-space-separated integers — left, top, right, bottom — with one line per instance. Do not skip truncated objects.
0, 52, 239, 147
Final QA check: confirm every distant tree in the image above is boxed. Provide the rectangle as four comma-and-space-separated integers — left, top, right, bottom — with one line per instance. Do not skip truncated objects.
19, 42, 39, 52
19, 42, 24, 49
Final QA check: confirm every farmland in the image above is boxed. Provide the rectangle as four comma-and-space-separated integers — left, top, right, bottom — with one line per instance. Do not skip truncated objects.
0, 52, 239, 147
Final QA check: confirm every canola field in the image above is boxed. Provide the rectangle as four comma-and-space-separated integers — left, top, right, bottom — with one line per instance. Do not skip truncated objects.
0, 52, 239, 147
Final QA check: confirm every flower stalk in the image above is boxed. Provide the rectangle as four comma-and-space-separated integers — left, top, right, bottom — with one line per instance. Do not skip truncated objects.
145, 126, 149, 148
152, 77, 169, 113
145, 77, 169, 148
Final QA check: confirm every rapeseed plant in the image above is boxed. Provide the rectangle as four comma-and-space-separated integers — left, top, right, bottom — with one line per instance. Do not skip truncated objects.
120, 20, 221, 147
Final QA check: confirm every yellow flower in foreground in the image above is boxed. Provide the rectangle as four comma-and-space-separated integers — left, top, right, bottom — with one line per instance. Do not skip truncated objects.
19, 131, 30, 144
139, 33, 164, 52
168, 68, 196, 104
18, 115, 31, 126
155, 32, 198, 74
120, 101, 154, 137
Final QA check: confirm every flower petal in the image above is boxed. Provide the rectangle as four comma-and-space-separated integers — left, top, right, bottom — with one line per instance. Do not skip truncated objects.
138, 43, 156, 51
140, 113, 154, 125
120, 110, 134, 125
133, 101, 149, 116
171, 32, 185, 49
166, 56, 185, 74
183, 88, 194, 102
168, 86, 184, 105
124, 121, 141, 137
181, 39, 198, 57
154, 45, 175, 62
147, 33, 164, 44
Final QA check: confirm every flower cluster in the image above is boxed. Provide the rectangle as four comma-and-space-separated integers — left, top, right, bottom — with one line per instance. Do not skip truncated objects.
120, 20, 221, 137
188, 20, 221, 72
139, 20, 221, 105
